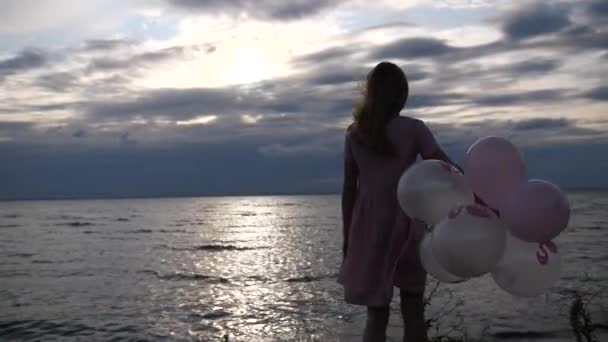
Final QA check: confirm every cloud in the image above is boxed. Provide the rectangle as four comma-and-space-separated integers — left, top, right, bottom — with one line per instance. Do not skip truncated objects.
166, 0, 344, 20
86, 44, 213, 73
2, 118, 606, 200
85, 87, 240, 120
472, 89, 566, 106
586, 0, 608, 25
119, 132, 137, 147
511, 117, 570, 131
0, 121, 33, 133
291, 46, 359, 67
0, 49, 48, 80
501, 2, 572, 40
371, 37, 454, 60
72, 129, 86, 138
35, 71, 81, 91
504, 58, 561, 74
81, 38, 139, 52
582, 86, 608, 101
257, 142, 332, 158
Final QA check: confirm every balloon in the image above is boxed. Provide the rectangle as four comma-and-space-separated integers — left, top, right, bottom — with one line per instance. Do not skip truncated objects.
432, 204, 507, 278
501, 179, 570, 243
397, 160, 474, 225
419, 233, 465, 283
492, 233, 562, 297
465, 136, 526, 209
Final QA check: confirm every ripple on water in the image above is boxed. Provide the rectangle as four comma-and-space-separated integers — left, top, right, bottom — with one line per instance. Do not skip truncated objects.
4, 252, 35, 258
156, 244, 268, 252
55, 222, 96, 227
137, 270, 231, 283
285, 274, 338, 283
0, 319, 97, 340
491, 330, 559, 339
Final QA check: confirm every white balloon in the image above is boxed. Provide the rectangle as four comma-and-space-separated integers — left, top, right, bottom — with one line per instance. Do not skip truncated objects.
397, 160, 474, 225
419, 233, 465, 283
432, 204, 507, 278
491, 233, 562, 297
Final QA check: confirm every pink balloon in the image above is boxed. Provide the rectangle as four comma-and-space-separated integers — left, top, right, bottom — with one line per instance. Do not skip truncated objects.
465, 137, 526, 209
501, 180, 570, 243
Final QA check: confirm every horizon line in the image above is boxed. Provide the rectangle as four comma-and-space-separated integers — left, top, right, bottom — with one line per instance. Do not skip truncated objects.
1, 187, 607, 203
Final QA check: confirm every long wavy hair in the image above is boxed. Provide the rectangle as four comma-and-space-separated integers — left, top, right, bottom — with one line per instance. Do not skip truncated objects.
352, 62, 409, 155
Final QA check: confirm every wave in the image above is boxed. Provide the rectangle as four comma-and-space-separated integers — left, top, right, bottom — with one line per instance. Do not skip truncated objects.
137, 270, 230, 283
82, 230, 103, 235
285, 273, 338, 283
198, 309, 231, 320
31, 258, 84, 265
5, 252, 35, 258
0, 319, 96, 339
492, 331, 556, 339
157, 244, 268, 252
0, 224, 19, 228
55, 222, 95, 227
2, 214, 20, 219
0, 271, 30, 277
246, 275, 272, 282
158, 229, 189, 233
116, 217, 130, 222
120, 228, 189, 234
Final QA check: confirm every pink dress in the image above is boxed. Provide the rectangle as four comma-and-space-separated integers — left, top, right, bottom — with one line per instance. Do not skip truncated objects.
338, 116, 442, 306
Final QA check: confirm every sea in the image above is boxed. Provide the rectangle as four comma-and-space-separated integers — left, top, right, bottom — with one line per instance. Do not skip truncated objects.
0, 192, 606, 342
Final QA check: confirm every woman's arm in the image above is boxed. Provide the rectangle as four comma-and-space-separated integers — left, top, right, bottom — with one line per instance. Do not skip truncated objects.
341, 133, 358, 257
417, 120, 463, 172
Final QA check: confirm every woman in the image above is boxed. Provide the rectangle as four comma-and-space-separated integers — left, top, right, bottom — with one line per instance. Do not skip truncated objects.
338, 61, 457, 342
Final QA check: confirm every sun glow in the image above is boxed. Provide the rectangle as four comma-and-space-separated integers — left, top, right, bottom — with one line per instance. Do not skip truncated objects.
219, 47, 273, 85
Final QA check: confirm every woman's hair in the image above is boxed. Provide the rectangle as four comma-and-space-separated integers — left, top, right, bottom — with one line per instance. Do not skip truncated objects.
352, 61, 409, 155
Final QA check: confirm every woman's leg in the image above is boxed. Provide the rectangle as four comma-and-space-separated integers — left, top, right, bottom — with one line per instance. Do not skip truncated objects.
400, 289, 427, 342
363, 306, 390, 342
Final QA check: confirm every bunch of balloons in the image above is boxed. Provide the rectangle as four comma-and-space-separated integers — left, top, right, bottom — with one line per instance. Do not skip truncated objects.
397, 136, 570, 297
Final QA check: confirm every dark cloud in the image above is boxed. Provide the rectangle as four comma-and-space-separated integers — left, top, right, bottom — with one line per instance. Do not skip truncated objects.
291, 63, 367, 86
586, 0, 608, 24
86, 45, 211, 73
2, 121, 606, 200
83, 73, 357, 124
85, 87, 240, 120
292, 46, 359, 67
119, 132, 137, 147
82, 39, 138, 52
512, 117, 570, 131
407, 93, 467, 109
400, 64, 430, 82
371, 38, 454, 60
505, 58, 561, 74
0, 142, 342, 200
502, 2, 572, 40
35, 71, 80, 92
472, 89, 566, 106
303, 67, 361, 86
72, 129, 86, 138
167, 0, 343, 20
0, 49, 48, 80
582, 86, 608, 101
0, 121, 33, 133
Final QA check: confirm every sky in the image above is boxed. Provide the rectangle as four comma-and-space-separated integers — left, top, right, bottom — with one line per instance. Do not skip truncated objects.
0, 0, 607, 200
